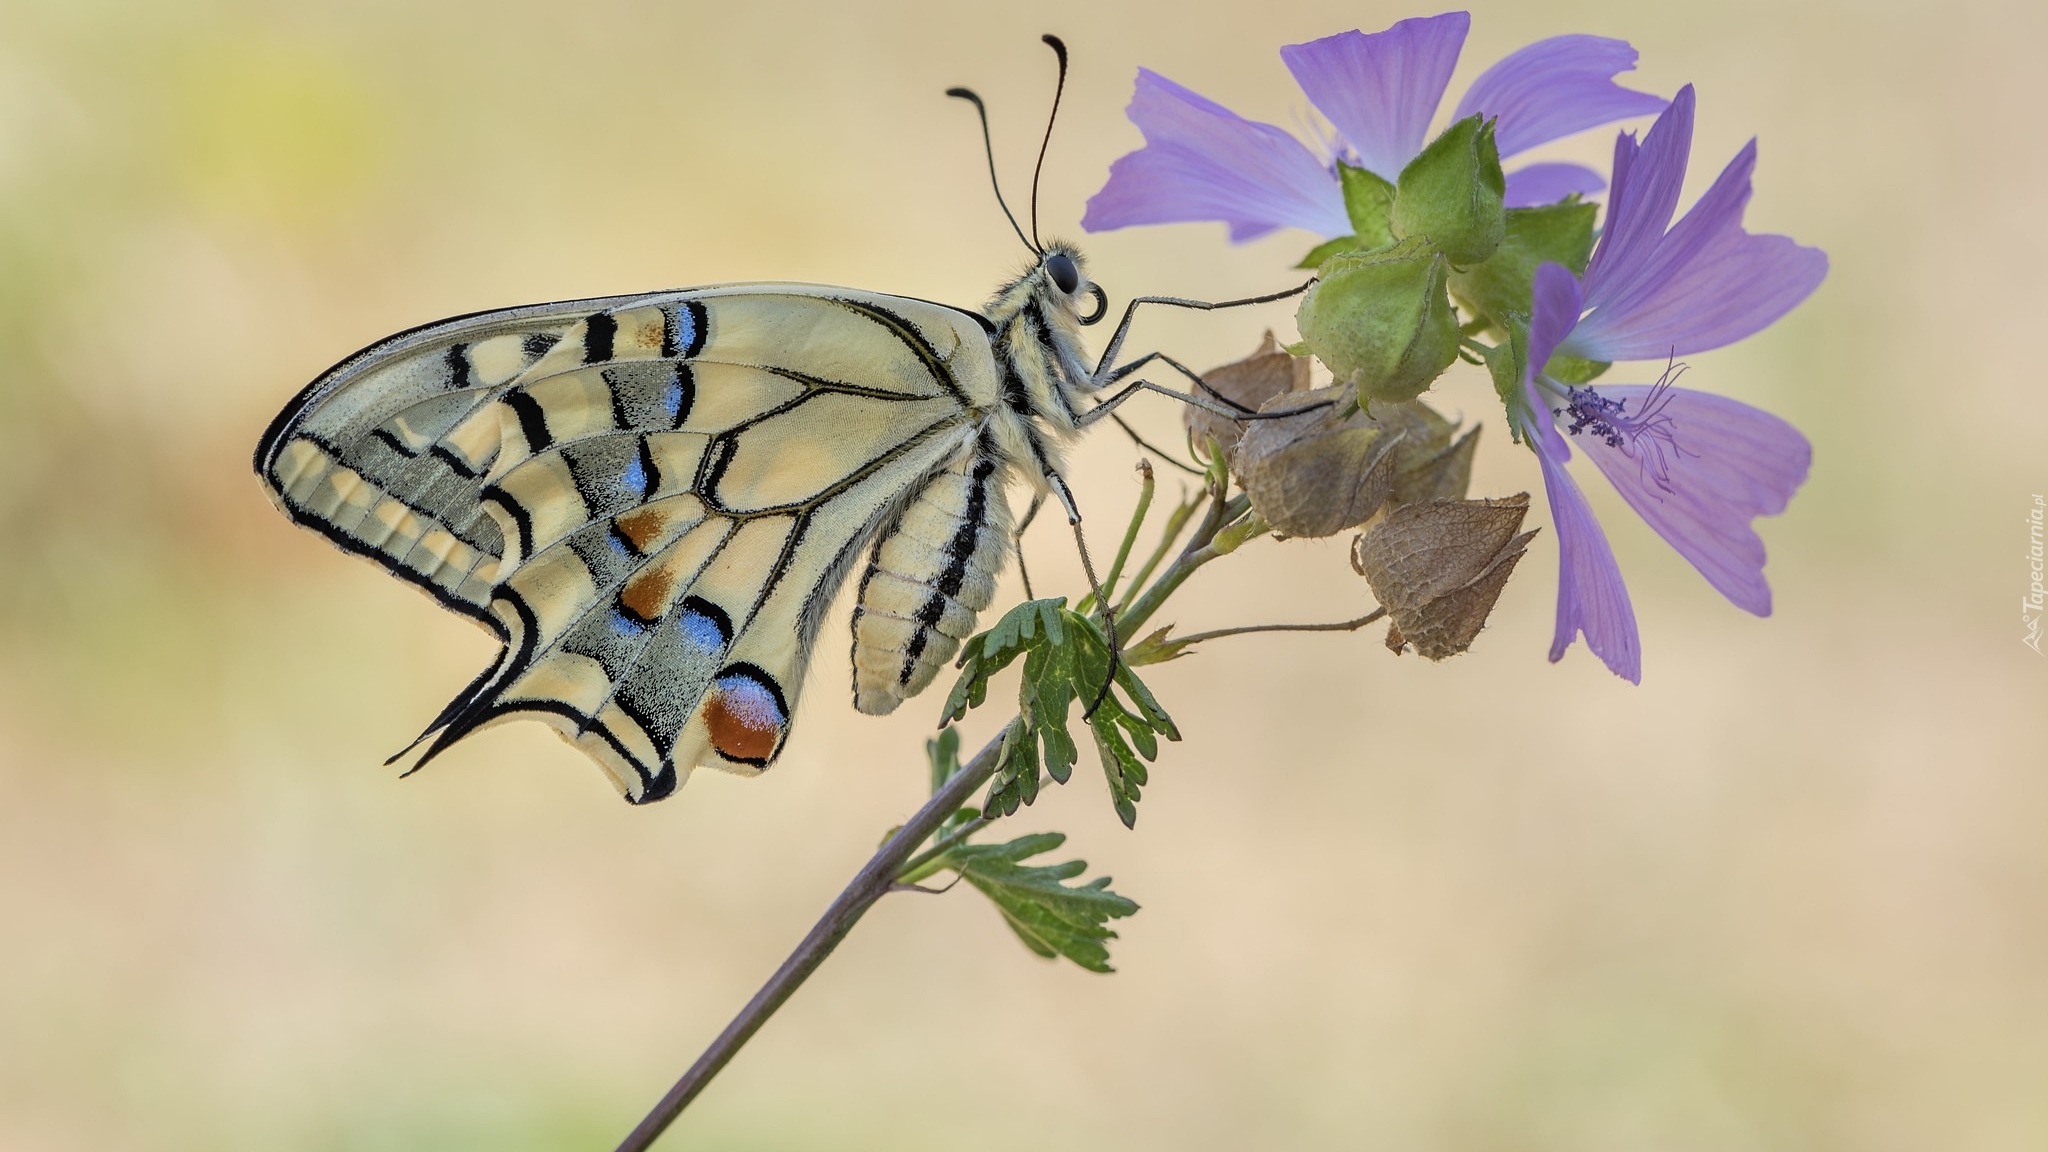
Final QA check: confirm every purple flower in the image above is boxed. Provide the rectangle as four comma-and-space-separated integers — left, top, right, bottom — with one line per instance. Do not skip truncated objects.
1513, 85, 1827, 682
1082, 12, 1667, 242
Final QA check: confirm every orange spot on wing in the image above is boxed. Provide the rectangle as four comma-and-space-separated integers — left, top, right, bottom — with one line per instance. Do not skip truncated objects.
619, 564, 675, 623
614, 508, 667, 553
705, 683, 783, 764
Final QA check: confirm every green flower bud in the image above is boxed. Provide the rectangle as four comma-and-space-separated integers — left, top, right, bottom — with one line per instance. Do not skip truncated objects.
1296, 236, 1460, 405
1391, 115, 1506, 266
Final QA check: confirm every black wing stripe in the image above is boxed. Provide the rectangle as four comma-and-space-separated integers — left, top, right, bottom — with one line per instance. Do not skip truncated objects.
504, 389, 553, 453
831, 299, 969, 406
583, 312, 617, 363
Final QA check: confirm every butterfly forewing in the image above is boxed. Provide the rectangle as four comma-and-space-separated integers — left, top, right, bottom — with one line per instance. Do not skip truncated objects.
257, 285, 1004, 801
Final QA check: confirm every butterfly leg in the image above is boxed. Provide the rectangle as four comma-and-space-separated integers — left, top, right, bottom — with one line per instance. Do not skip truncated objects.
1040, 467, 1123, 719
1089, 281, 1313, 382
1106, 412, 1203, 476
1078, 378, 1332, 427
1013, 490, 1046, 600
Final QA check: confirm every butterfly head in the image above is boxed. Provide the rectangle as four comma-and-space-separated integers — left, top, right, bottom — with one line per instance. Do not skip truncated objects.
1031, 240, 1108, 326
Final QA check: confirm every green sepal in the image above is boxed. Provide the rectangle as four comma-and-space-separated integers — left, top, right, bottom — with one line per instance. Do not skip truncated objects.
1391, 115, 1506, 266
942, 832, 1138, 972
1295, 235, 1460, 405
1449, 199, 1596, 329
1297, 234, 1369, 270
1542, 354, 1610, 385
1481, 316, 1529, 411
1341, 162, 1397, 248
1295, 166, 1401, 270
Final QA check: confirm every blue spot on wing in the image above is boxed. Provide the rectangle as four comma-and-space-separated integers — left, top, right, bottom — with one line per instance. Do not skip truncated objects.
619, 456, 647, 498
610, 609, 651, 639
673, 304, 697, 356
678, 607, 726, 653
713, 674, 786, 726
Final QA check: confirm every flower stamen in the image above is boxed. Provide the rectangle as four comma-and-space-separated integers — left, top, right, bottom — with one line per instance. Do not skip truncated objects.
1553, 359, 1694, 495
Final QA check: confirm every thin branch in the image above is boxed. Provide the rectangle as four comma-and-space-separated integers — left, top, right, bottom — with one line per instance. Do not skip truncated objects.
888, 877, 964, 896
1116, 494, 1202, 618
1168, 609, 1386, 648
614, 730, 1007, 1152
895, 814, 994, 886
1118, 493, 1252, 638
1086, 460, 1153, 616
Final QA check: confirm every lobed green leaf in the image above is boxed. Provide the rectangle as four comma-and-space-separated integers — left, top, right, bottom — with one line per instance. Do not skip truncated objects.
945, 833, 1139, 972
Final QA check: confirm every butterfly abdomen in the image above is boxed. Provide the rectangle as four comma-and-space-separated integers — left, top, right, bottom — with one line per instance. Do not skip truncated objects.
850, 435, 1014, 715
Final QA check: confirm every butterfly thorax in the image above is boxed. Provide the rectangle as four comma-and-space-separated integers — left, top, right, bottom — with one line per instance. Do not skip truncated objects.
982, 246, 1096, 429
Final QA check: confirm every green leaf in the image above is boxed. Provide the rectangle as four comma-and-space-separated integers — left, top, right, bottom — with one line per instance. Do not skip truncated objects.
943, 599, 1179, 826
940, 597, 1068, 725
1449, 199, 1597, 330
945, 832, 1139, 972
926, 727, 961, 794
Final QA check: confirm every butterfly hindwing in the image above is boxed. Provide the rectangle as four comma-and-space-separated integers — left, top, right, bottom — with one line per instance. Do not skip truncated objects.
257, 286, 1002, 801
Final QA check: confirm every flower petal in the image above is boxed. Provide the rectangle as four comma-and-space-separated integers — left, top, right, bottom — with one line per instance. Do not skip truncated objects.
1527, 261, 1586, 376
1565, 139, 1829, 359
1525, 398, 1642, 682
1581, 85, 1695, 305
1452, 35, 1668, 160
1082, 69, 1351, 241
1280, 13, 1469, 182
1572, 385, 1810, 615
1503, 162, 1605, 207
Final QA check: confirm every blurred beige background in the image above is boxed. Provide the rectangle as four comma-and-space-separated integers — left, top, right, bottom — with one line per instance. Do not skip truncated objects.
1, 0, 2041, 1148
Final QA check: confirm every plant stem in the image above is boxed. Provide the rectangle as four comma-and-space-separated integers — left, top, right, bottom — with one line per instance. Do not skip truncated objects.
1168, 609, 1385, 649
1116, 494, 1202, 618
1093, 460, 1154, 612
1119, 494, 1251, 637
613, 729, 1006, 1152
895, 814, 994, 886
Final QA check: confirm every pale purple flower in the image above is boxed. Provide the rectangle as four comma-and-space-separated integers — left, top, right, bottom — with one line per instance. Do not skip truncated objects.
1082, 11, 1667, 242
1514, 85, 1827, 682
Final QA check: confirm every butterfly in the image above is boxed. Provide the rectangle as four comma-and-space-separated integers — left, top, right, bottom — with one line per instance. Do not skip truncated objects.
252, 37, 1301, 803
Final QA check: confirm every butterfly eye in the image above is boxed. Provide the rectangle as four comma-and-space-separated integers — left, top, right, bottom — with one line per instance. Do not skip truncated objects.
1044, 253, 1080, 295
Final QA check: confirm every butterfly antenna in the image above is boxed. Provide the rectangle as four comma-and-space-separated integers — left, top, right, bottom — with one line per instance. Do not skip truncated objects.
947, 86, 1037, 255
1029, 34, 1069, 252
